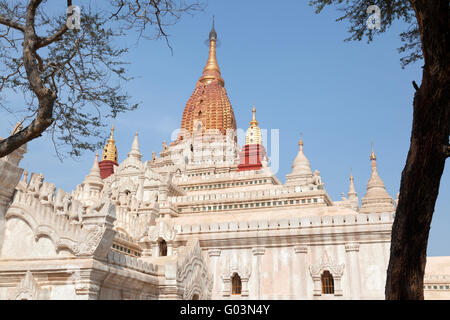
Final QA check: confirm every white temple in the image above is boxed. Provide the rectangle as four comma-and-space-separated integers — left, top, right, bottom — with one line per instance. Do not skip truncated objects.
0, 24, 449, 300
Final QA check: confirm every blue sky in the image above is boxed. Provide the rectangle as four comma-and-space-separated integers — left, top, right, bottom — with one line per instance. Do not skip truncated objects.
1, 0, 448, 256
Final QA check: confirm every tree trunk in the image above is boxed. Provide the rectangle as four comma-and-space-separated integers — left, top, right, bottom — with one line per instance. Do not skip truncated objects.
385, 0, 450, 299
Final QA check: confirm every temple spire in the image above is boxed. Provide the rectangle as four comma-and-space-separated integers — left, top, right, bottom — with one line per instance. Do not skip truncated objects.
348, 169, 357, 197
102, 125, 118, 162
370, 141, 376, 161
299, 132, 304, 151
178, 17, 236, 139
83, 153, 103, 185
127, 132, 142, 160
290, 133, 312, 176
110, 125, 114, 140
360, 143, 395, 213
199, 17, 224, 86
209, 15, 217, 41
250, 106, 258, 126
347, 169, 359, 210
239, 105, 266, 171
90, 153, 101, 176
370, 142, 379, 174
245, 106, 262, 145
81, 152, 104, 201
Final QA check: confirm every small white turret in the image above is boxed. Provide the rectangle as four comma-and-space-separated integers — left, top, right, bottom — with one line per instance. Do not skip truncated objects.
347, 170, 359, 211
81, 153, 104, 202
360, 143, 395, 213
285, 133, 314, 186
128, 132, 142, 161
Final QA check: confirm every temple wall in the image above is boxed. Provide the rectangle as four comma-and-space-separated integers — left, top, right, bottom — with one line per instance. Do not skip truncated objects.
206, 242, 390, 300
357, 242, 389, 299
196, 214, 392, 300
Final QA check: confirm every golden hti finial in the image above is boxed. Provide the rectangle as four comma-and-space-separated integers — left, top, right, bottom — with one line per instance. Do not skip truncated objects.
298, 132, 304, 151
350, 168, 354, 181
370, 141, 376, 161
109, 125, 114, 139
249, 105, 258, 127
199, 16, 224, 86
369, 142, 378, 172
102, 125, 118, 163
209, 15, 217, 41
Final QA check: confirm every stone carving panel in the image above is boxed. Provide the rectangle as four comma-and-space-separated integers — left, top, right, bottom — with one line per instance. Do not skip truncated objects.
177, 238, 213, 300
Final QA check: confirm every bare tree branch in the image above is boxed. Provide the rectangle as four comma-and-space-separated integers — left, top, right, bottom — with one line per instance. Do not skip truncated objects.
0, 14, 25, 32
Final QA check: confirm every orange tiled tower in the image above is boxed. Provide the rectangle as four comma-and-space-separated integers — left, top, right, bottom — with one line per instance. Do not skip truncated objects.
177, 18, 236, 141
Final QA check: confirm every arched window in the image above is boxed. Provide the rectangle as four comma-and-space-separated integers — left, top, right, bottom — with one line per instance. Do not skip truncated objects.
192, 294, 199, 300
231, 273, 242, 295
159, 239, 167, 257
321, 271, 334, 294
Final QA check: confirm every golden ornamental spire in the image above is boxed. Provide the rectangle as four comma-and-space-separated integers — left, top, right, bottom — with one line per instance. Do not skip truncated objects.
299, 132, 304, 151
370, 141, 376, 161
245, 106, 262, 145
249, 106, 258, 126
198, 16, 224, 86
102, 125, 118, 162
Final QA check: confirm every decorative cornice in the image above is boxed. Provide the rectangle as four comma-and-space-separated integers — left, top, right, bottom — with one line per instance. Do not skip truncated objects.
176, 212, 394, 236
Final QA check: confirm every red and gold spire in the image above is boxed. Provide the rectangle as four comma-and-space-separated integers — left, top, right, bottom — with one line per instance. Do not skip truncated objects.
178, 18, 236, 140
238, 106, 266, 171
102, 125, 118, 162
99, 125, 118, 179
245, 106, 262, 145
